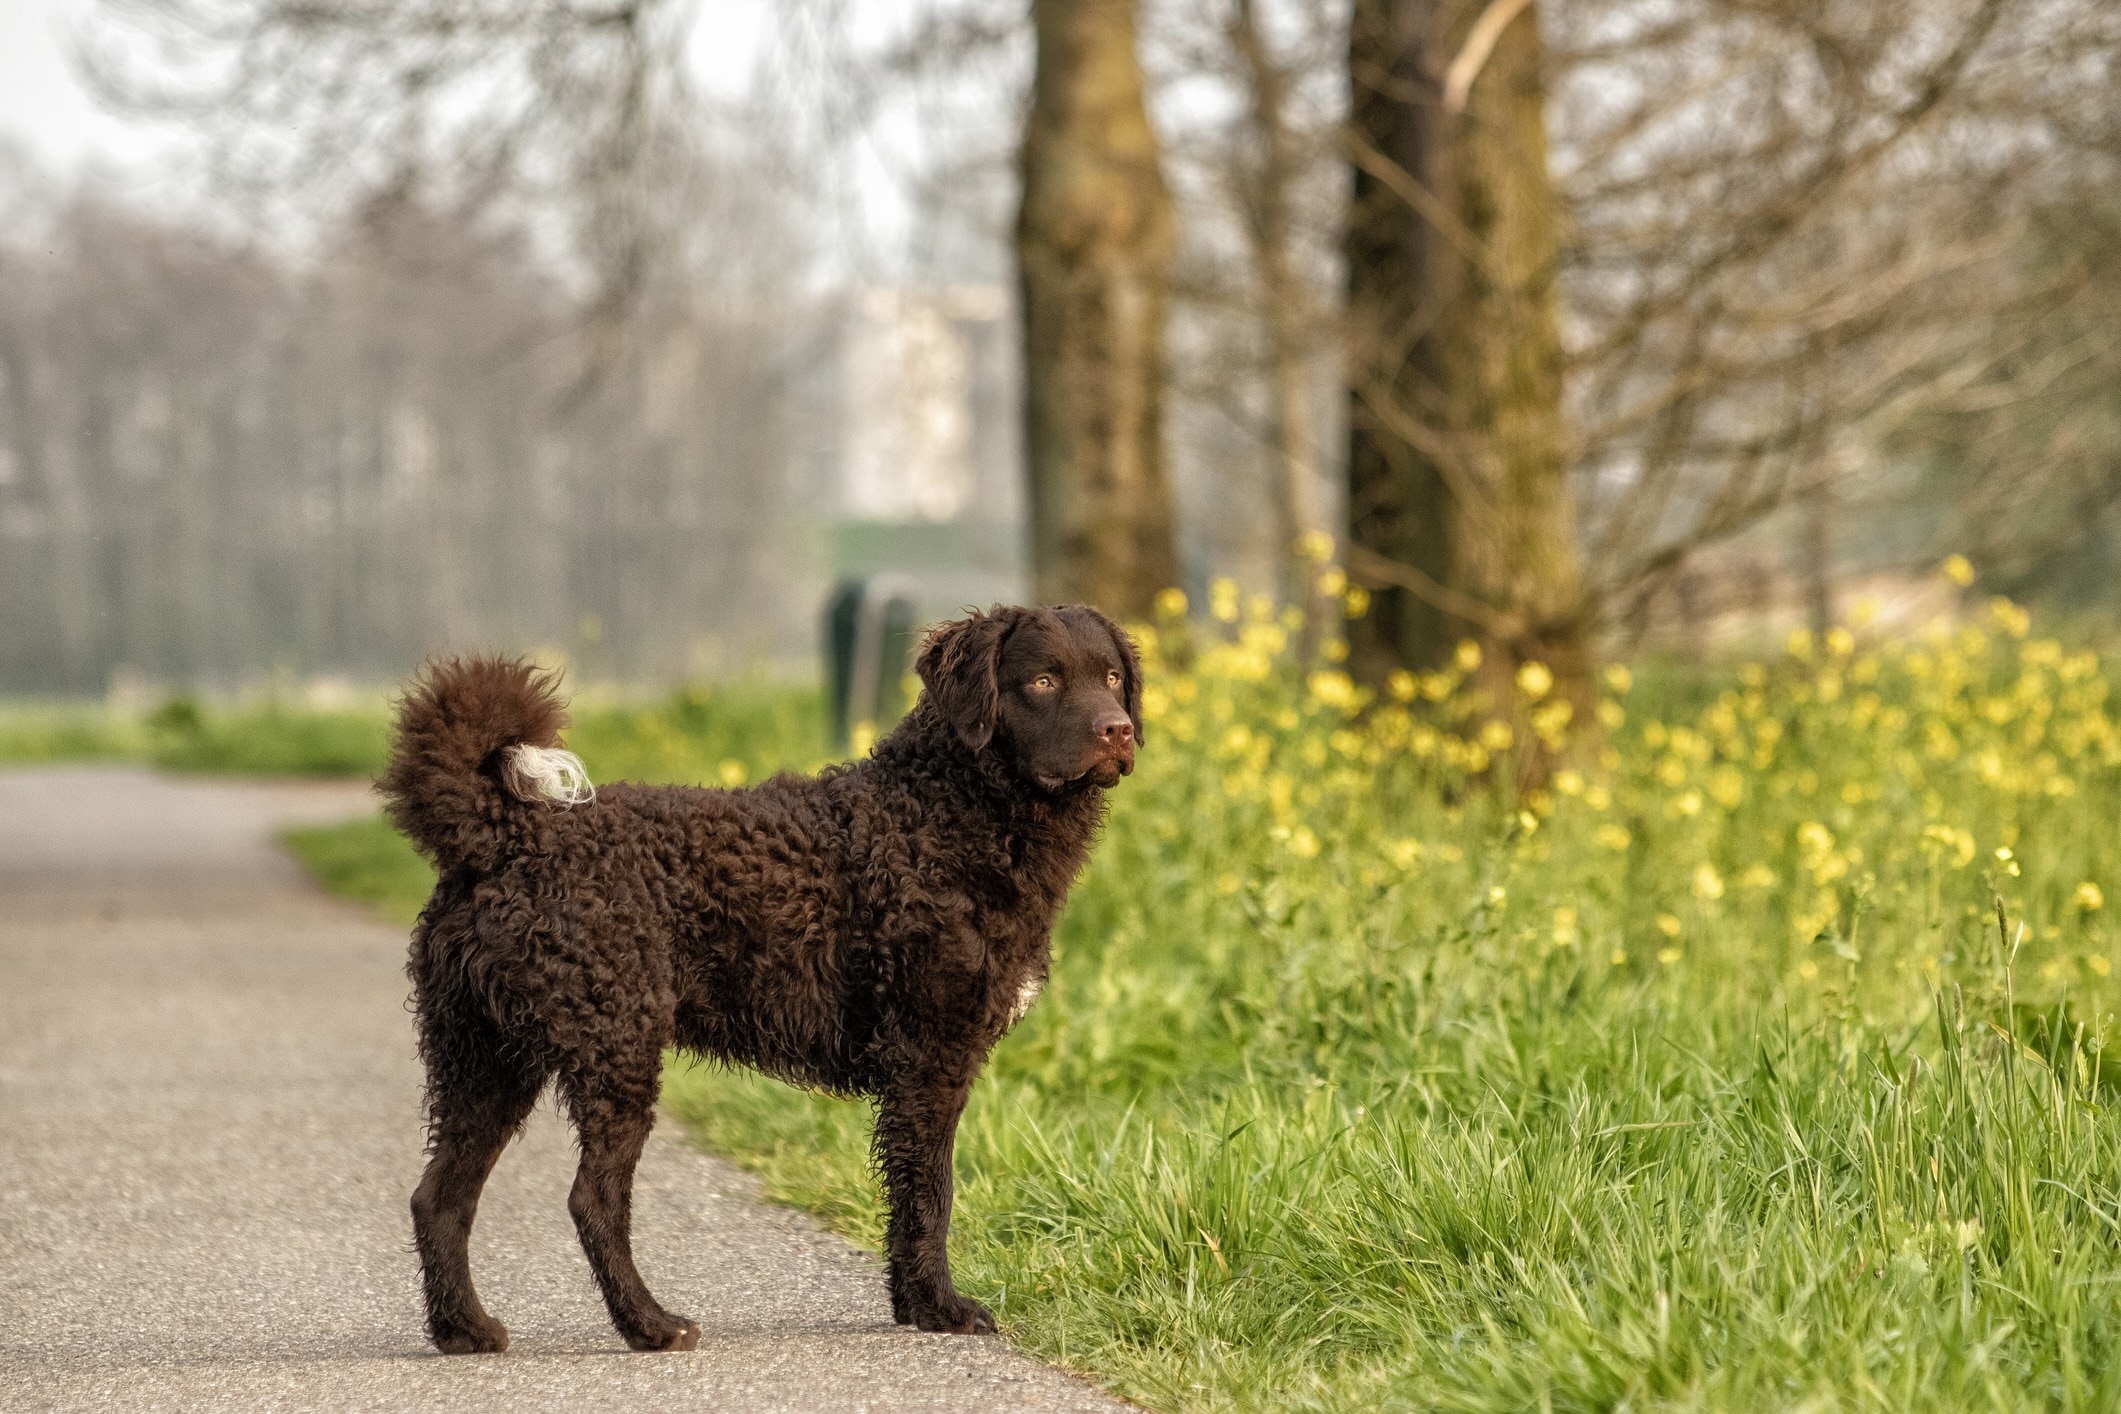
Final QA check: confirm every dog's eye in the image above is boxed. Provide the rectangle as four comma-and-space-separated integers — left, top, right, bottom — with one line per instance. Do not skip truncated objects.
1030, 674, 1056, 692
1106, 670, 1121, 689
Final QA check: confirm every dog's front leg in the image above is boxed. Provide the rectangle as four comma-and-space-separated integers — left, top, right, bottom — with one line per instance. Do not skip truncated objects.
873, 1073, 995, 1334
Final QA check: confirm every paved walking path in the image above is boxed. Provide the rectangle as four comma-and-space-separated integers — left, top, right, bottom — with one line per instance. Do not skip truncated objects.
0, 766, 1125, 1413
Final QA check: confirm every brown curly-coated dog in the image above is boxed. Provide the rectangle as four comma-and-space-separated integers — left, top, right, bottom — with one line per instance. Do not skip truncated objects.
379, 605, 1141, 1355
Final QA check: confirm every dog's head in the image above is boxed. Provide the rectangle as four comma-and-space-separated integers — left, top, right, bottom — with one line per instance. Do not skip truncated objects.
915, 605, 1143, 793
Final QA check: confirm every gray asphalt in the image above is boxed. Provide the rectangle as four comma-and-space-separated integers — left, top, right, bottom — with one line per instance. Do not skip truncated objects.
0, 765, 1127, 1413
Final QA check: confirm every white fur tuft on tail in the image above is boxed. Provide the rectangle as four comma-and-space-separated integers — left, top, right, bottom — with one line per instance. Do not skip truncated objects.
1008, 974, 1045, 1027
502, 744, 596, 807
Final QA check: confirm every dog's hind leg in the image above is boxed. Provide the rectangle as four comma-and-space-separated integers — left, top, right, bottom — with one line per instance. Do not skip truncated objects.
409, 1029, 544, 1355
557, 1051, 701, 1353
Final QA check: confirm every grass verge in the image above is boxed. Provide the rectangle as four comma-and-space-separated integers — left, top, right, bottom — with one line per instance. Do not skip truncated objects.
284, 814, 431, 928
0, 697, 389, 775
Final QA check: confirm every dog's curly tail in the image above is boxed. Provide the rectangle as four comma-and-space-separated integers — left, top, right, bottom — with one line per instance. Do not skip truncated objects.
379, 656, 593, 874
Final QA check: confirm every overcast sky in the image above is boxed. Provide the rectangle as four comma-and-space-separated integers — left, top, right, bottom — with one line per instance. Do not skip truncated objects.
0, 0, 168, 175
0, 0, 998, 284
0, 0, 777, 182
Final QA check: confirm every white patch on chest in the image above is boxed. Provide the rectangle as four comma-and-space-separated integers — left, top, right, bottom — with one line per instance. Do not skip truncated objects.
1007, 974, 1046, 1027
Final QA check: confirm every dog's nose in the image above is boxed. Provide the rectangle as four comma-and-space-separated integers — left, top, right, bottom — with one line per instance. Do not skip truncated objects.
1094, 712, 1134, 746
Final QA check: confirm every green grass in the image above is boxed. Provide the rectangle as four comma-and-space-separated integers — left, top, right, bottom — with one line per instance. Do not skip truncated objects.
283, 607, 2121, 1411
147, 698, 393, 776
0, 678, 823, 781
0, 696, 391, 776
285, 814, 432, 927
0, 703, 151, 762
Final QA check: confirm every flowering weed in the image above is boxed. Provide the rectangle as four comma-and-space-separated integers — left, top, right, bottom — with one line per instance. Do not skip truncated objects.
284, 588, 2121, 1410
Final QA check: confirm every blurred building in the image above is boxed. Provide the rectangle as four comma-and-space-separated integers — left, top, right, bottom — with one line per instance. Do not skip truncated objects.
794, 285, 1027, 620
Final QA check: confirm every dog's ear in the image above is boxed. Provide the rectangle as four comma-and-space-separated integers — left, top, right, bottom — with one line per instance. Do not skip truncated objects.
915, 609, 1014, 753
1066, 605, 1147, 747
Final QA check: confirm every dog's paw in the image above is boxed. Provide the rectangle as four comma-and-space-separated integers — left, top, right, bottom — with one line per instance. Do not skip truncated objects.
625, 1313, 701, 1352
909, 1295, 996, 1335
431, 1315, 510, 1355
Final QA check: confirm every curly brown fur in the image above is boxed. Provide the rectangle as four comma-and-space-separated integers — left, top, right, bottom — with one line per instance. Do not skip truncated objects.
383, 606, 1143, 1353
380, 657, 572, 876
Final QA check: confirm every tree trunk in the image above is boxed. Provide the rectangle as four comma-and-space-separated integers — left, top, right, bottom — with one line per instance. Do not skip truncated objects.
1342, 0, 1589, 716
1229, 0, 1333, 658
1017, 0, 1178, 617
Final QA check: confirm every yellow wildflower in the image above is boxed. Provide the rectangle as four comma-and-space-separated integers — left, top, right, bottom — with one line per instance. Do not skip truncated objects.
1531, 700, 1574, 745
1989, 597, 2031, 639
2075, 882, 2104, 912
1307, 671, 1358, 710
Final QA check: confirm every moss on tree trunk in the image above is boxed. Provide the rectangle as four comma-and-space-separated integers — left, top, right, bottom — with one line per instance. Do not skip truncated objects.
1343, 0, 1590, 731
1016, 0, 1178, 618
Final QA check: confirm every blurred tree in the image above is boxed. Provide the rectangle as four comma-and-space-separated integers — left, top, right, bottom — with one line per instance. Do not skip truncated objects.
1016, 0, 1179, 616
1225, 0, 1336, 652
80, 0, 710, 389
69, 0, 2121, 654
90, 0, 1188, 617
1341, 0, 1590, 716
0, 181, 812, 693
